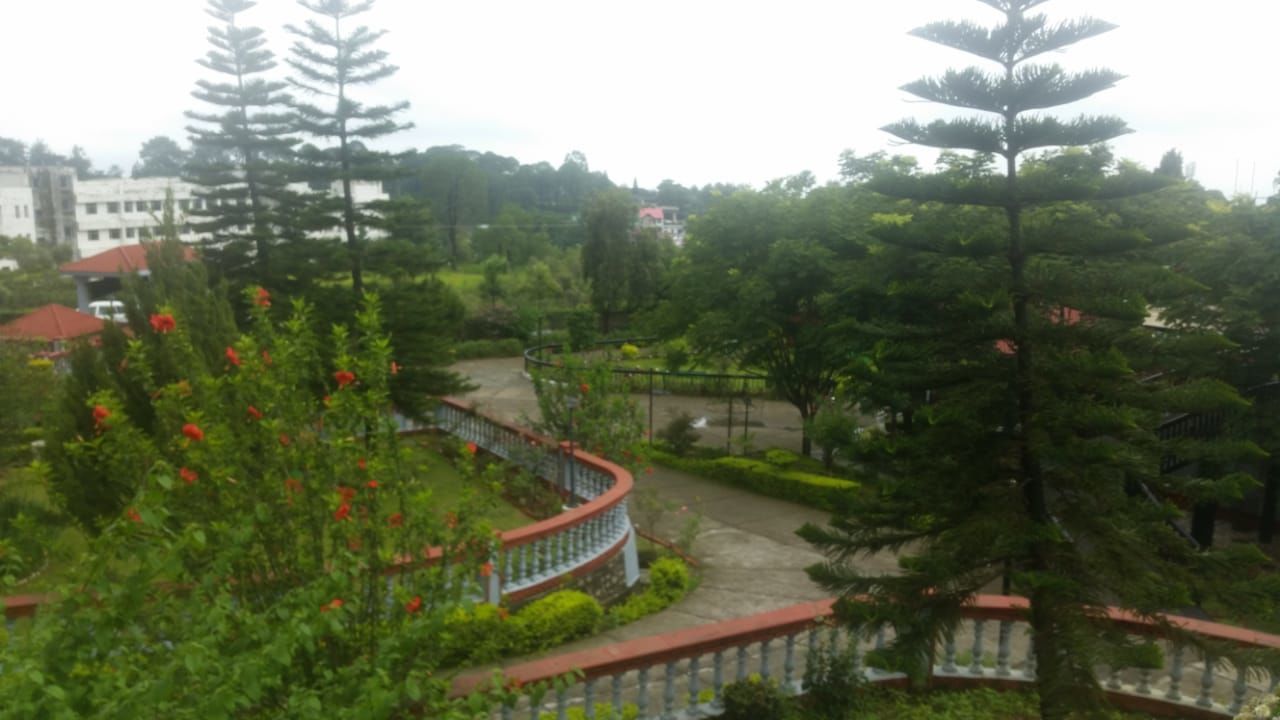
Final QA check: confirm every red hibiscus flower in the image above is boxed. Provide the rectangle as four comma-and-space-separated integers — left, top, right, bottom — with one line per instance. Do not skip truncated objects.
321, 598, 343, 613
149, 313, 176, 334
92, 404, 111, 428
445, 511, 459, 529
126, 507, 142, 524
255, 287, 271, 308
322, 395, 332, 406
225, 346, 241, 367
334, 370, 356, 388
387, 512, 404, 528
337, 486, 356, 502
261, 349, 272, 366
278, 433, 291, 447
579, 383, 590, 395
480, 561, 494, 578
247, 405, 263, 420
182, 423, 204, 442
405, 596, 422, 614
357, 457, 367, 471
366, 480, 379, 489
179, 467, 198, 485
390, 361, 400, 376
285, 477, 303, 494
465, 441, 478, 456
334, 503, 351, 522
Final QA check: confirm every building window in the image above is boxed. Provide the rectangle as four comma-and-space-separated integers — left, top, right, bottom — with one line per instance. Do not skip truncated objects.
179, 199, 191, 211
107, 202, 120, 213
193, 199, 204, 210
123, 201, 133, 212
24, 205, 30, 218
138, 227, 151, 239
126, 228, 137, 239
88, 230, 100, 241
151, 200, 162, 211
65, 228, 75, 241
85, 203, 97, 214
108, 229, 122, 240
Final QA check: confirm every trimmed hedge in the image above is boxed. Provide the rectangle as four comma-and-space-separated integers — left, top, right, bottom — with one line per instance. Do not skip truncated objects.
513, 589, 603, 650
649, 449, 860, 511
438, 589, 604, 667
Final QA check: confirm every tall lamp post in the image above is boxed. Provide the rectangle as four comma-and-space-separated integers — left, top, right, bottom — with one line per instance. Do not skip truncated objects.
565, 396, 579, 507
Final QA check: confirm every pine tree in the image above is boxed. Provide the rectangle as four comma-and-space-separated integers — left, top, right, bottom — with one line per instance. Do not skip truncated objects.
800, 3, 1269, 717
186, 0, 299, 286
285, 0, 412, 297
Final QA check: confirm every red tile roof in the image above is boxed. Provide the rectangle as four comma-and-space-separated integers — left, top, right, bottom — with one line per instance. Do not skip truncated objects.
637, 207, 664, 222
59, 243, 196, 276
0, 304, 105, 341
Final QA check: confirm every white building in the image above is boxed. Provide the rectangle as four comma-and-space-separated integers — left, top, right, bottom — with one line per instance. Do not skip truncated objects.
0, 166, 390, 258
0, 167, 38, 240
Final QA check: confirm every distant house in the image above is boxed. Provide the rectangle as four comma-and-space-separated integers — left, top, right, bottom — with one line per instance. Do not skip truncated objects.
60, 243, 196, 313
637, 206, 685, 245
0, 303, 106, 361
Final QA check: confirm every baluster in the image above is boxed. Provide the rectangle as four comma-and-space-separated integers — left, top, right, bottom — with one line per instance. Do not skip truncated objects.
761, 639, 772, 678
807, 629, 821, 689
556, 687, 567, 720
876, 627, 887, 654
736, 645, 748, 682
1197, 653, 1215, 708
995, 621, 1012, 677
611, 674, 623, 716
941, 636, 958, 673
784, 633, 797, 690
1137, 667, 1153, 696
969, 620, 986, 676
1270, 670, 1279, 693
712, 651, 725, 707
1023, 646, 1036, 680
1107, 665, 1123, 691
663, 661, 677, 719
1229, 664, 1249, 715
516, 544, 527, 584
637, 667, 650, 717
584, 678, 596, 719
688, 655, 701, 708
1166, 644, 1184, 702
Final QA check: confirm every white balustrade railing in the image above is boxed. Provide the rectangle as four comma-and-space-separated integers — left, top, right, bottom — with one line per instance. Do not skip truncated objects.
455, 596, 1280, 720
434, 398, 640, 604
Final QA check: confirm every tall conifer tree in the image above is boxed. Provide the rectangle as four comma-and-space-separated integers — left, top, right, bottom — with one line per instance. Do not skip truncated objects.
285, 0, 411, 297
802, 2, 1268, 717
186, 0, 299, 286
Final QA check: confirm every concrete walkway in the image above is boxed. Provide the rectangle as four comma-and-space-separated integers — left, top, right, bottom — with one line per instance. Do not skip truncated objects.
448, 357, 900, 650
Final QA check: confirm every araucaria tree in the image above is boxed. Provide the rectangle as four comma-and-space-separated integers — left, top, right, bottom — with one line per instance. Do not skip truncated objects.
801, 2, 1268, 717
187, 0, 299, 285
286, 0, 411, 297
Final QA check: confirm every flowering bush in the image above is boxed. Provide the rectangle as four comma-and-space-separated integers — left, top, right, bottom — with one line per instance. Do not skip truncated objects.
530, 354, 646, 471
0, 291, 507, 718
1238, 692, 1280, 720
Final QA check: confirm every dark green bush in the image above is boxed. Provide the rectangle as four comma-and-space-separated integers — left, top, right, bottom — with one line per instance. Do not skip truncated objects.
721, 675, 790, 720
452, 338, 525, 360
649, 449, 859, 511
657, 412, 701, 456
801, 641, 865, 720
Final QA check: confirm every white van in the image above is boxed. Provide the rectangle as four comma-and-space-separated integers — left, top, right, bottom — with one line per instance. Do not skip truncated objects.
87, 300, 128, 324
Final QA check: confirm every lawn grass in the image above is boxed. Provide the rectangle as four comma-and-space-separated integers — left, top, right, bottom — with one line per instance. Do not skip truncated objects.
402, 435, 529, 531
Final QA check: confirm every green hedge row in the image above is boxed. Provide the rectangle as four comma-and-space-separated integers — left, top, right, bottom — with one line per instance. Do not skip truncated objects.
649, 448, 860, 512
607, 556, 693, 625
438, 589, 603, 667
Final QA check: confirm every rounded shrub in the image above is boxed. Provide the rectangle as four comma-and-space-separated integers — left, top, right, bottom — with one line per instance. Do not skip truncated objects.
647, 556, 692, 603
512, 589, 603, 652
721, 675, 789, 720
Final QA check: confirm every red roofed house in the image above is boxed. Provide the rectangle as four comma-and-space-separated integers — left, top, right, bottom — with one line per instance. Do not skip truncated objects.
60, 243, 196, 313
0, 304, 105, 359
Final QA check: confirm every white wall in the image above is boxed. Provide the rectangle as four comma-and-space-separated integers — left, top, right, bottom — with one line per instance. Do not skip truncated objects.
0, 168, 37, 240
75, 177, 205, 256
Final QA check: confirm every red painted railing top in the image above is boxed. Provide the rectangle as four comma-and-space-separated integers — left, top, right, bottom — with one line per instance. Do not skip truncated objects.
5, 398, 633, 620
450, 594, 1280, 696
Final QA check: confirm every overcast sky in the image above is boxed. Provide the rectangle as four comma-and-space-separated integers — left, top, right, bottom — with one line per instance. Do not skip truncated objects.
6, 1, 1278, 197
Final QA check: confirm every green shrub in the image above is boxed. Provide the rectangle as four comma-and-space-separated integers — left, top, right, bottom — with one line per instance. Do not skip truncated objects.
657, 412, 700, 456
647, 556, 692, 602
662, 340, 690, 373
619, 343, 640, 360
512, 590, 603, 652
802, 641, 865, 720
566, 307, 597, 352
452, 338, 525, 359
439, 603, 511, 666
539, 703, 639, 720
649, 449, 859, 511
764, 448, 800, 468
607, 556, 692, 625
721, 675, 790, 720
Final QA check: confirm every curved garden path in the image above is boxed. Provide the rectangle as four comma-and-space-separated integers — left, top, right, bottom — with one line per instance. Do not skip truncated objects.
448, 357, 901, 655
